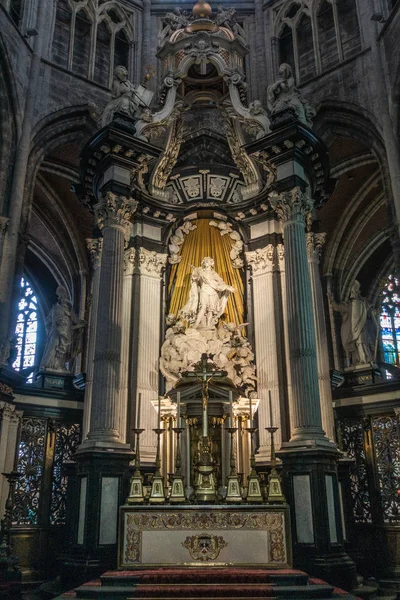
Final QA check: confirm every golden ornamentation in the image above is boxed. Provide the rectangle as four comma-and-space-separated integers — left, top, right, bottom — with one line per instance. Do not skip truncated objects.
123, 510, 287, 565
124, 516, 142, 563
182, 533, 227, 561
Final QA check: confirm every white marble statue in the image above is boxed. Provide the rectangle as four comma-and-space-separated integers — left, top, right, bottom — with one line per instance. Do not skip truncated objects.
40, 286, 85, 373
160, 315, 257, 395
328, 280, 374, 366
266, 63, 316, 127
180, 257, 235, 329
102, 66, 152, 127
160, 260, 256, 394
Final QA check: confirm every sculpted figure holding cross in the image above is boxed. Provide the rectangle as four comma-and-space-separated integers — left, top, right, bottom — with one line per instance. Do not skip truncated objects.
180, 257, 235, 329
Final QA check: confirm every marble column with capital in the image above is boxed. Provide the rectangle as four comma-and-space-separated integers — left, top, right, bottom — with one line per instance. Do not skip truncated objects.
246, 244, 282, 460
120, 247, 135, 442
131, 247, 167, 464
82, 238, 102, 440
276, 243, 294, 438
306, 232, 335, 441
81, 192, 137, 450
270, 188, 330, 446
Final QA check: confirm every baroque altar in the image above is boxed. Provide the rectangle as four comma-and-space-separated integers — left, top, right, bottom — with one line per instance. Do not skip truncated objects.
119, 255, 289, 569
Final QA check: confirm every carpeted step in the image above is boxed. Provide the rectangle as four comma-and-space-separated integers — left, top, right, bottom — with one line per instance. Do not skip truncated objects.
74, 582, 335, 599
100, 569, 309, 587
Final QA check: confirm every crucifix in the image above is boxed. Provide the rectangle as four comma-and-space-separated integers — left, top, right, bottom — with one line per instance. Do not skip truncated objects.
183, 353, 227, 438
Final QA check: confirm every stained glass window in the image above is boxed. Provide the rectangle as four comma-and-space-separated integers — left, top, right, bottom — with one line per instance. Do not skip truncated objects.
13, 277, 39, 380
380, 274, 400, 366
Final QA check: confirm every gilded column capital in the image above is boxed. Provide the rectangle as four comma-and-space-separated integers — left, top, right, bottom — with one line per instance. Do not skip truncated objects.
306, 232, 327, 263
245, 244, 274, 275
95, 192, 138, 231
124, 247, 136, 275
139, 247, 167, 278
270, 187, 314, 223
86, 238, 103, 268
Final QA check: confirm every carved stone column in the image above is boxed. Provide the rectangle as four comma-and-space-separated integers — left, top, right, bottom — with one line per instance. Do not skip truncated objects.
276, 243, 293, 438
271, 188, 328, 446
306, 232, 335, 441
120, 248, 135, 442
82, 192, 137, 449
82, 238, 102, 440
246, 245, 282, 460
131, 247, 167, 464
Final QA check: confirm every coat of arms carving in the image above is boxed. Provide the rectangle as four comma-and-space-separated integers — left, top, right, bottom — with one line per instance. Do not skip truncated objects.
182, 533, 227, 561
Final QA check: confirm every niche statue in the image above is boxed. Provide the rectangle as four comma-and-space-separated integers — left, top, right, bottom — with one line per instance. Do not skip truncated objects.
328, 281, 375, 366
40, 286, 85, 373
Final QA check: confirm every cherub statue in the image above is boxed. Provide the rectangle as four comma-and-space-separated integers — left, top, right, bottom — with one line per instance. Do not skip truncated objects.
267, 63, 316, 127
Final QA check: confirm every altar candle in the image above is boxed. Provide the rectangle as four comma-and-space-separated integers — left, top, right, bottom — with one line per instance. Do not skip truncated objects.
269, 389, 273, 427
157, 395, 161, 429
136, 392, 141, 429
229, 390, 233, 427
177, 391, 181, 425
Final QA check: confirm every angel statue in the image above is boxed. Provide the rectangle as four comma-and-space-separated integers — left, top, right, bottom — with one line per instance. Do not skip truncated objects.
102, 66, 152, 127
267, 63, 316, 127
40, 286, 85, 373
180, 257, 235, 329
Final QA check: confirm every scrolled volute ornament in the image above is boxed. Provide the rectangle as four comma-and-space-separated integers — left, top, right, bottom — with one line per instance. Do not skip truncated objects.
95, 192, 138, 231
269, 187, 313, 222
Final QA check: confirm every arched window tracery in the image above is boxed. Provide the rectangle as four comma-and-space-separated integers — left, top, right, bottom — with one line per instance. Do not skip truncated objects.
380, 274, 400, 367
297, 12, 316, 82
278, 24, 295, 71
13, 277, 40, 381
51, 0, 135, 86
72, 9, 92, 77
94, 19, 112, 87
337, 0, 361, 60
317, 1, 339, 71
274, 0, 361, 82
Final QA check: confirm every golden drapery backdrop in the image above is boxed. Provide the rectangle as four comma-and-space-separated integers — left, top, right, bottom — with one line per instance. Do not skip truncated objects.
168, 212, 244, 326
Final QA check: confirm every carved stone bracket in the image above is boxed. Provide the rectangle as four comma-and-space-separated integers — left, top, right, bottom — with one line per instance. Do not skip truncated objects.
245, 244, 274, 276
269, 187, 314, 223
86, 238, 103, 268
139, 248, 168, 278
277, 243, 285, 272
0, 401, 20, 424
124, 247, 136, 275
306, 232, 326, 263
95, 192, 138, 231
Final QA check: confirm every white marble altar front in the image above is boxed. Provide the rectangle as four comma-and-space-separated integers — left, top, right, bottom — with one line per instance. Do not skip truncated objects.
119, 505, 291, 569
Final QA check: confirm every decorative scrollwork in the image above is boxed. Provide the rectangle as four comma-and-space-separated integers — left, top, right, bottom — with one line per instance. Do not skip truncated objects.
50, 422, 81, 525
13, 418, 47, 526
372, 414, 400, 523
337, 419, 372, 524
